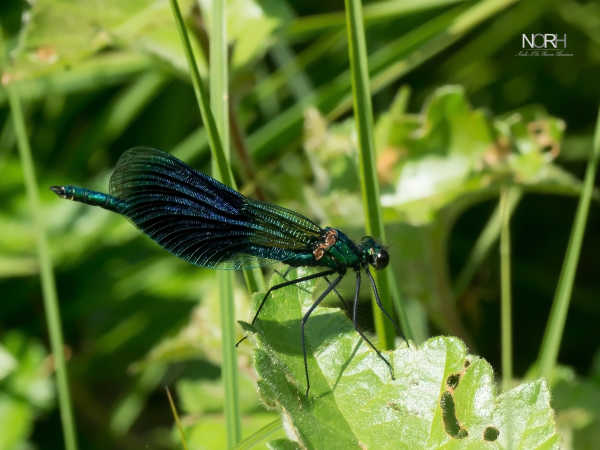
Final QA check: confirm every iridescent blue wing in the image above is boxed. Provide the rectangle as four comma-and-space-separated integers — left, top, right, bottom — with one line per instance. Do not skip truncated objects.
109, 147, 322, 269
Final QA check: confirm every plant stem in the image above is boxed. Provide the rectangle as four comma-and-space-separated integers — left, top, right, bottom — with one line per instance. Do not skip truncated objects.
344, 0, 412, 347
229, 99, 266, 202
7, 85, 78, 450
536, 106, 600, 381
500, 186, 513, 391
454, 189, 522, 298
169, 0, 233, 186
165, 387, 189, 450
209, 0, 241, 445
234, 418, 282, 450
169, 0, 264, 297
171, 0, 266, 444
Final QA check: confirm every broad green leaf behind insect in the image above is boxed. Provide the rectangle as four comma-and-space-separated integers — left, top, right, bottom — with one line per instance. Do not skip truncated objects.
250, 270, 559, 449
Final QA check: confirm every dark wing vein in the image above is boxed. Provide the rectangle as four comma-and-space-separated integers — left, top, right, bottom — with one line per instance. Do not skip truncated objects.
108, 147, 323, 269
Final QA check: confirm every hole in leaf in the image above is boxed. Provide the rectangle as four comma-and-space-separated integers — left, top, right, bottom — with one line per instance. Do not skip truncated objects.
484, 426, 499, 441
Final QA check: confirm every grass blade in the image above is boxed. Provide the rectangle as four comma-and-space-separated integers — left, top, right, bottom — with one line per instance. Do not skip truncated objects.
170, 0, 270, 444
270, 42, 314, 102
168, 0, 232, 186
209, 0, 241, 445
169, 0, 264, 297
344, 0, 412, 347
250, 0, 517, 164
7, 84, 78, 450
288, 0, 465, 39
536, 106, 600, 380
331, 0, 519, 119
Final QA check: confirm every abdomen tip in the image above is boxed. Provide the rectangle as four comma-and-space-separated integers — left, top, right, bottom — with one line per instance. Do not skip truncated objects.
50, 186, 67, 197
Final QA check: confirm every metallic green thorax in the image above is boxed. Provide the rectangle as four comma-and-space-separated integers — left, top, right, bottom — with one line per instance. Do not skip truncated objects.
314, 229, 361, 270
281, 228, 387, 272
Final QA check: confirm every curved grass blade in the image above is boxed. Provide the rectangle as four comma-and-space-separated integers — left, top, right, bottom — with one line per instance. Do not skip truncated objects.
535, 105, 600, 380
344, 0, 412, 346
8, 85, 79, 450
209, 0, 241, 442
167, 0, 265, 288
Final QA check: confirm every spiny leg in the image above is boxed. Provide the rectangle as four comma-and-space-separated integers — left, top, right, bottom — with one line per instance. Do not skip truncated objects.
235, 268, 337, 347
324, 275, 350, 313
365, 267, 402, 337
351, 271, 394, 379
301, 272, 344, 397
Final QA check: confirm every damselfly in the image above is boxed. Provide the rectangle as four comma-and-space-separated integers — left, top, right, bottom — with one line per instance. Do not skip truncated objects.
51, 147, 399, 396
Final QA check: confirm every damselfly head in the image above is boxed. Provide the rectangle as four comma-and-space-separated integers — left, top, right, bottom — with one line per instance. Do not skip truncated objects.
360, 236, 389, 270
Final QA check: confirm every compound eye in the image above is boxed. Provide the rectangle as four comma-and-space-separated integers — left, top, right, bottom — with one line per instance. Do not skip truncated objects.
373, 249, 389, 270
368, 252, 378, 266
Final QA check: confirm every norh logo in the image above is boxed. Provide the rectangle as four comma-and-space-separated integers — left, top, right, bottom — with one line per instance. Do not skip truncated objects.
517, 33, 573, 56
522, 33, 566, 49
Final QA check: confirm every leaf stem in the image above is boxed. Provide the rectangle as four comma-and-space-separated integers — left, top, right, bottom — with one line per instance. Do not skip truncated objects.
7, 84, 79, 450
536, 105, 600, 380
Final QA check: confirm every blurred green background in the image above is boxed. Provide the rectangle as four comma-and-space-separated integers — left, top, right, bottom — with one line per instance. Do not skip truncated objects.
1, 0, 599, 448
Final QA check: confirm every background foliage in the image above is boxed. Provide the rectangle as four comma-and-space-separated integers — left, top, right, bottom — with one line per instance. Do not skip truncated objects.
1, 0, 599, 448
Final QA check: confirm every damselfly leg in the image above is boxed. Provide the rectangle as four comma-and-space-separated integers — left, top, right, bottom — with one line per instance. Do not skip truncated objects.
351, 270, 394, 380
274, 268, 311, 295
235, 269, 337, 347
365, 267, 402, 336
236, 267, 401, 397
301, 272, 344, 397
324, 275, 350, 312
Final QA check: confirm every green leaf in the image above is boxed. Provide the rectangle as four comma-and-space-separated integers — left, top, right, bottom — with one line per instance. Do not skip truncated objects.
197, 0, 291, 68
131, 280, 252, 371
177, 372, 263, 416
0, 331, 55, 450
305, 85, 579, 226
267, 439, 302, 450
301, 86, 587, 337
250, 270, 559, 449
185, 412, 283, 450
4, 0, 196, 80
377, 87, 571, 224
552, 363, 600, 450
0, 344, 16, 381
